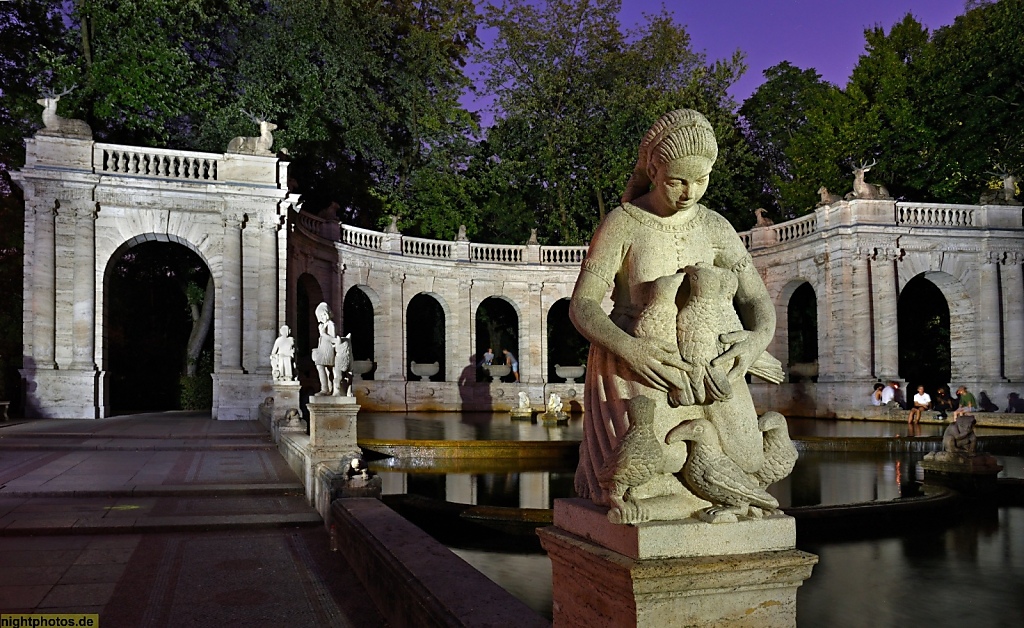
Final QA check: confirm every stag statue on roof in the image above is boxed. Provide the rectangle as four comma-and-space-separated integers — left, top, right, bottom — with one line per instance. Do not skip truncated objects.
36, 85, 92, 138
227, 110, 277, 156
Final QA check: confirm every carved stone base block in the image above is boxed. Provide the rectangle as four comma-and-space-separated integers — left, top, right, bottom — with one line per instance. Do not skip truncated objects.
271, 380, 301, 422
307, 396, 360, 458
921, 453, 1003, 494
554, 498, 796, 559
539, 499, 817, 627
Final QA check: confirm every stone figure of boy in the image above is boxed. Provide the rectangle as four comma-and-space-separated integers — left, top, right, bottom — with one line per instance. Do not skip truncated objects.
270, 325, 296, 381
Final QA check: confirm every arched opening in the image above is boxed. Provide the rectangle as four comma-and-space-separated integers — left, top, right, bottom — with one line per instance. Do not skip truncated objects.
296, 273, 324, 387
343, 286, 375, 379
475, 297, 519, 382
787, 282, 818, 382
407, 293, 446, 381
104, 240, 213, 414
899, 274, 951, 391
547, 298, 589, 382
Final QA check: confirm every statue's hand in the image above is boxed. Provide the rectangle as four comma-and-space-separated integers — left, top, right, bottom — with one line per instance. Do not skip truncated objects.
711, 330, 761, 382
620, 336, 691, 392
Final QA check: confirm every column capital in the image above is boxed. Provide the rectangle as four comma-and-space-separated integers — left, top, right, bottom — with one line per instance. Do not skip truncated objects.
222, 212, 246, 229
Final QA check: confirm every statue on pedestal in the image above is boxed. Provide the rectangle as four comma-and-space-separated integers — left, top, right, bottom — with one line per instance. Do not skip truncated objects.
569, 109, 794, 525
311, 302, 353, 397
270, 325, 296, 381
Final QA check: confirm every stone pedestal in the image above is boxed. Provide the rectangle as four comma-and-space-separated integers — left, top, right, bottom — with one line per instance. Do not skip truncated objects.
271, 380, 301, 422
538, 499, 817, 627
307, 396, 360, 459
921, 453, 1003, 494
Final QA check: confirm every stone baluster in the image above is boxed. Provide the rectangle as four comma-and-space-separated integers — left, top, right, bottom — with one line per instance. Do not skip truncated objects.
71, 204, 98, 370
870, 248, 900, 381
1001, 253, 1024, 381
32, 202, 58, 369
221, 212, 245, 372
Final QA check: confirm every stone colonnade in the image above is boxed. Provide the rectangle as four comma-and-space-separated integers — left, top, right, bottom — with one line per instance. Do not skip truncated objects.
287, 213, 594, 411
754, 200, 1024, 417
14, 136, 1024, 418
12, 135, 290, 419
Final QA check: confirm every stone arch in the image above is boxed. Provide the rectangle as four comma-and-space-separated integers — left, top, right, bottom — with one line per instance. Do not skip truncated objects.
787, 283, 819, 382
342, 284, 379, 365
99, 235, 214, 411
98, 233, 218, 374
546, 298, 589, 382
407, 292, 449, 381
296, 273, 325, 384
772, 278, 816, 374
475, 295, 521, 382
898, 271, 967, 384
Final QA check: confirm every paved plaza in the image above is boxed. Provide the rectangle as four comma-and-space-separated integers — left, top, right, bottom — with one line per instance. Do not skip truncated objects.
0, 413, 385, 627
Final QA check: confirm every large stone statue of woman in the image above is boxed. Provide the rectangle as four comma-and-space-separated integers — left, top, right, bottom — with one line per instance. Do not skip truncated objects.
569, 109, 793, 525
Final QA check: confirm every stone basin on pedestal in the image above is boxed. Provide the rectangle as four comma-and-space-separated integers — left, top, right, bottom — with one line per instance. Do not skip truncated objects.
351, 360, 376, 380
410, 361, 440, 381
554, 364, 586, 384
483, 364, 511, 382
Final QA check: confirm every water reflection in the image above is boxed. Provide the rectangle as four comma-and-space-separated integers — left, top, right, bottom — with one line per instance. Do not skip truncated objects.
358, 411, 584, 442
376, 453, 1022, 508
797, 507, 1024, 626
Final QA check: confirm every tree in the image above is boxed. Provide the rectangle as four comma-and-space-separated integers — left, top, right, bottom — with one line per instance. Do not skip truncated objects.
740, 62, 842, 216
918, 0, 1024, 200
476, 0, 757, 243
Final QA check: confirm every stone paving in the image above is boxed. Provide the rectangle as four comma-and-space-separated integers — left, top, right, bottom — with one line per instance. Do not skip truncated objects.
0, 413, 385, 627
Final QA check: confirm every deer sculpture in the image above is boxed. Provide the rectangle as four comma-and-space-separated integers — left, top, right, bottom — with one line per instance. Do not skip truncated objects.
227, 111, 277, 155
979, 166, 1021, 205
844, 160, 891, 200
816, 186, 843, 207
753, 207, 774, 227
36, 85, 92, 138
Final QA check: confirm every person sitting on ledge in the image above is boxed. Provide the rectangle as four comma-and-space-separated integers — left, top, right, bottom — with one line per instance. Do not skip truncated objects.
908, 385, 931, 425
952, 386, 977, 419
1007, 392, 1024, 413
934, 386, 954, 420
871, 382, 885, 406
880, 381, 900, 407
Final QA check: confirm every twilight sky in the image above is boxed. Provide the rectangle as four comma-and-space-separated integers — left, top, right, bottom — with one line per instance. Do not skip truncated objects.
466, 0, 968, 125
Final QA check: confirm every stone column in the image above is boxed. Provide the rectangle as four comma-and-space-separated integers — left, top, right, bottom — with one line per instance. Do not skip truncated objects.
870, 248, 900, 381
70, 203, 98, 370
851, 250, 874, 379
32, 202, 58, 369
256, 216, 281, 373
522, 282, 544, 384
220, 212, 245, 372
1001, 253, 1024, 381
978, 255, 1002, 381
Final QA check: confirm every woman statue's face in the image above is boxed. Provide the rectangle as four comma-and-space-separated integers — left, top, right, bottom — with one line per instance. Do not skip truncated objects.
647, 156, 712, 216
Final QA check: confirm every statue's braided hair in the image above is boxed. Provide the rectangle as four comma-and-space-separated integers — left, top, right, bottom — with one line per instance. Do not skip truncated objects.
621, 109, 719, 203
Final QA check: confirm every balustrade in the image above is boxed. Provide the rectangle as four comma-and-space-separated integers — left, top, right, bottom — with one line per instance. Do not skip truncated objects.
470, 243, 524, 263
774, 214, 817, 243
342, 225, 384, 250
403, 236, 453, 259
896, 203, 975, 227
541, 246, 588, 265
96, 144, 219, 181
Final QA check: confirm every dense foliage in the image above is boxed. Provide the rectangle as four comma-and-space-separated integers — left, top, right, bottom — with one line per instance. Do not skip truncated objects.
742, 0, 1024, 216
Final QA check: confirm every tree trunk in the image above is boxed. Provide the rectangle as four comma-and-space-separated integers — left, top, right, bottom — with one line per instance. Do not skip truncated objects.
595, 185, 606, 222
184, 277, 215, 377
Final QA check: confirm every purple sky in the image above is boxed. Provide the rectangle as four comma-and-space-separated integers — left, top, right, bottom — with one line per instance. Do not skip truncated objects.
465, 0, 967, 125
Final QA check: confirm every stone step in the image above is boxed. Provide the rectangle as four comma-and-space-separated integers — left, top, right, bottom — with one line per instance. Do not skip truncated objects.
0, 493, 321, 535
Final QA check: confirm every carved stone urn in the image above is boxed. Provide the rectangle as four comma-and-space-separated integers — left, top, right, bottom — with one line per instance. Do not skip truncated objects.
554, 364, 586, 384
410, 361, 440, 381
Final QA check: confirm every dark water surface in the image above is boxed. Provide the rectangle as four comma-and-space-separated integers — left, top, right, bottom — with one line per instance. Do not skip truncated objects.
361, 413, 1024, 625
